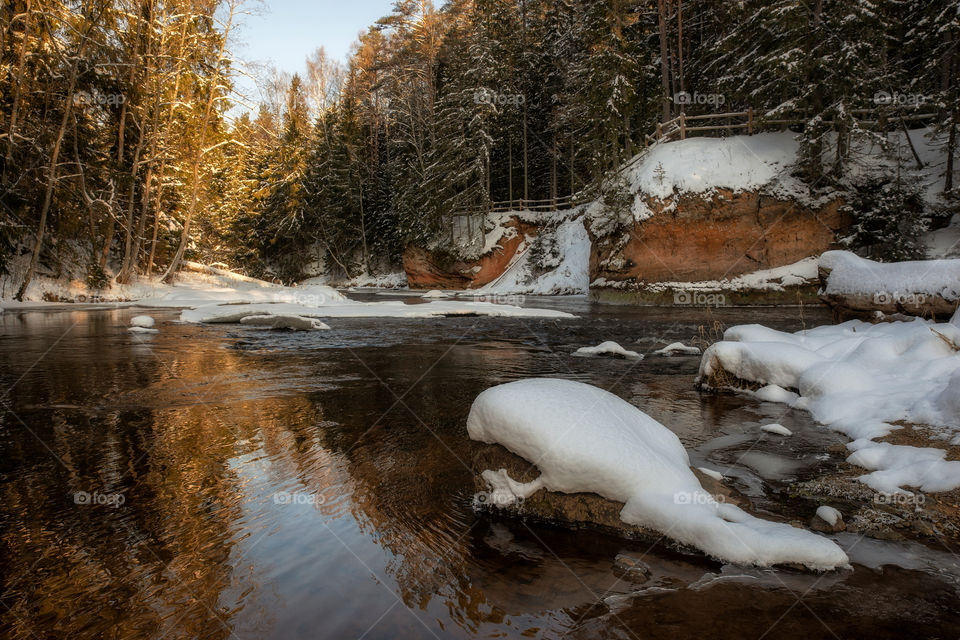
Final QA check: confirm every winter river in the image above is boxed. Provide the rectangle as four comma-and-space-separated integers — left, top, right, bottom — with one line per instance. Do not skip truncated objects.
2, 295, 959, 639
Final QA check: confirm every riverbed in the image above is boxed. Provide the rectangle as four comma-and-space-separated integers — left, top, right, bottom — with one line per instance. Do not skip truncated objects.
2, 296, 959, 639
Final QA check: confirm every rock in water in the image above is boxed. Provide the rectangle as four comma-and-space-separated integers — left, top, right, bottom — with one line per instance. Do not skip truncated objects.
467, 378, 848, 570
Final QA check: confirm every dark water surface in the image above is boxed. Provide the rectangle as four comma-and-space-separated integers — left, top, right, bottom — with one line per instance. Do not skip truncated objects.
2, 297, 959, 639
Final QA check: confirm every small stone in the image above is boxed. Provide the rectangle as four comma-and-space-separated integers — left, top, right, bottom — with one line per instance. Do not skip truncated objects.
811, 505, 846, 532
614, 554, 652, 581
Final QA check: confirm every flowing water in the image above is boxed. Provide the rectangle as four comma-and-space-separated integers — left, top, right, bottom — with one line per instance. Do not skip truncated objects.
2, 296, 959, 639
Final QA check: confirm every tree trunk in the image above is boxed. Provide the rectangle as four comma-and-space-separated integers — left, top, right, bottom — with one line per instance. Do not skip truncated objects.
657, 0, 671, 122
3, 0, 31, 186
162, 1, 236, 283
15, 19, 89, 301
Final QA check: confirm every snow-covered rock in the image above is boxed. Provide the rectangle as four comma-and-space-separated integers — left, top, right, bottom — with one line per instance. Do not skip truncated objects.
761, 423, 793, 437
128, 315, 158, 333
812, 506, 845, 533
574, 341, 643, 359
653, 342, 701, 356
467, 379, 848, 570
698, 318, 960, 493
239, 314, 331, 330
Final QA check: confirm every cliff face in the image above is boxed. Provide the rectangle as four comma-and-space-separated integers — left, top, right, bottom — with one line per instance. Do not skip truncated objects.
402, 216, 538, 289
590, 189, 850, 284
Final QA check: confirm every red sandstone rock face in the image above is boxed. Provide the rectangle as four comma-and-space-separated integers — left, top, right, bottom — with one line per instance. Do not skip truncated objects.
590, 189, 850, 283
403, 217, 538, 290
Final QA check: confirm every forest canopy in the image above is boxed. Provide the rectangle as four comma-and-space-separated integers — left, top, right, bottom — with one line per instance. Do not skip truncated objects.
1, 0, 957, 293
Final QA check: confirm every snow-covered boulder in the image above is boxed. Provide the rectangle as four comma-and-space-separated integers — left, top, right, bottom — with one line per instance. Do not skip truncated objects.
467, 379, 848, 570
819, 250, 960, 318
574, 341, 642, 359
129, 315, 158, 333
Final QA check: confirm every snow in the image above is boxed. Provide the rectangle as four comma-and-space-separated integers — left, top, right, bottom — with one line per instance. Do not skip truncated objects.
596, 257, 820, 293
467, 379, 848, 570
238, 314, 331, 330
820, 250, 960, 301
752, 384, 801, 405
301, 271, 408, 289
128, 326, 158, 334
654, 342, 701, 356
815, 506, 841, 527
699, 317, 960, 493
180, 297, 572, 324
761, 423, 793, 437
697, 467, 724, 481
625, 133, 800, 200
421, 289, 451, 298
574, 341, 643, 360
0, 264, 575, 322
128, 314, 158, 333
471, 215, 590, 296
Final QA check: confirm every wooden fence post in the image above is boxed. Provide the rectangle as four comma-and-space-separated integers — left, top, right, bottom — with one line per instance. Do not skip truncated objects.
748, 107, 753, 135
679, 113, 686, 139
657, 122, 663, 140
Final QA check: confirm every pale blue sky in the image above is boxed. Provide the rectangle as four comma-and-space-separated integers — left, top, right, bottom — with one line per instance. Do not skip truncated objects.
233, 0, 396, 109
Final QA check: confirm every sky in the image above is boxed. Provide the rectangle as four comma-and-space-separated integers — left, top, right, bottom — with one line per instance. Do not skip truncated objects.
232, 0, 396, 109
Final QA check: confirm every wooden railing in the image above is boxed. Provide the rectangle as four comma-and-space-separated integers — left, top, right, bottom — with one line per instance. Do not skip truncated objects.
645, 107, 938, 145
458, 106, 939, 218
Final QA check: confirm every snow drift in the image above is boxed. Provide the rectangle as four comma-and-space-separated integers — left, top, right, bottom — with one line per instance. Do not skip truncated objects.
467, 378, 848, 570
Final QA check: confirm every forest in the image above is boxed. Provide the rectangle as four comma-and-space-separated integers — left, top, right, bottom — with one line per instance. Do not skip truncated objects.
1, 0, 957, 296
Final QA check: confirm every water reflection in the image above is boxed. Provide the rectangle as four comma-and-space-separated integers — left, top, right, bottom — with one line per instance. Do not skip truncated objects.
1, 305, 959, 639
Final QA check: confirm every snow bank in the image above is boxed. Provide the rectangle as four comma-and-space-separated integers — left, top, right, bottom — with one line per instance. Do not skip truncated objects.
467, 379, 847, 570
625, 133, 800, 200
594, 257, 820, 294
574, 341, 642, 360
33, 265, 574, 323
820, 250, 960, 301
699, 318, 960, 492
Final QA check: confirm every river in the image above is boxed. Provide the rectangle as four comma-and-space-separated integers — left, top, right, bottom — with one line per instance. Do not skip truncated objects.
1, 296, 959, 639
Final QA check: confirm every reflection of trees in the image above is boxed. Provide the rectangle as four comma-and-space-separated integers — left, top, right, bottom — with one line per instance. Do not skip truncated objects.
0, 316, 264, 640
